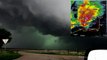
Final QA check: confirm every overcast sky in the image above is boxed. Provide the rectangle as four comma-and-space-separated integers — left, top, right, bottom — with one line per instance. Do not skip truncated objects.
0, 0, 107, 50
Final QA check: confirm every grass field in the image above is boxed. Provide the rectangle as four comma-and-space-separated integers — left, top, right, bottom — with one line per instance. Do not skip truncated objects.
25, 50, 85, 56
0, 50, 21, 60
34, 52, 85, 56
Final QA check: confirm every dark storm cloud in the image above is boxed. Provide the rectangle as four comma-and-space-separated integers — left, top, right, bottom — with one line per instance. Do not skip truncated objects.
0, 0, 70, 36
7, 27, 57, 49
0, 0, 72, 49
7, 26, 70, 49
0, 0, 29, 29
23, 0, 70, 36
0, 0, 107, 50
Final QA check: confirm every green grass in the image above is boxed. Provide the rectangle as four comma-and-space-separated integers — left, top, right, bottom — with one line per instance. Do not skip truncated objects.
29, 51, 85, 56
0, 50, 21, 60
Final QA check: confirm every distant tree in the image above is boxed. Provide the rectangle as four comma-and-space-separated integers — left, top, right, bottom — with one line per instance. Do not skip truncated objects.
0, 28, 12, 48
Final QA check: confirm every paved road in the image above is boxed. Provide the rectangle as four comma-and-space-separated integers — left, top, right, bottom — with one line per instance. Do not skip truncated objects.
15, 51, 84, 60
